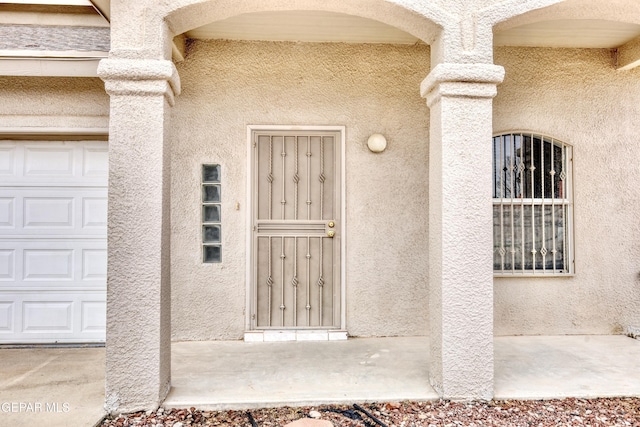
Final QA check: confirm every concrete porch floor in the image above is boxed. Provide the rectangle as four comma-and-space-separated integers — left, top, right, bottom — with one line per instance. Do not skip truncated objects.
164, 336, 437, 410
164, 335, 640, 410
1, 335, 640, 426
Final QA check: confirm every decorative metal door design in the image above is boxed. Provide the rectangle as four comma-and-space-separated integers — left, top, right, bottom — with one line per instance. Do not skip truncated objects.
251, 129, 342, 329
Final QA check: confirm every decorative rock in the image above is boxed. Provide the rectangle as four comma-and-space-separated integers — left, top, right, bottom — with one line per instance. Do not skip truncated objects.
173, 422, 184, 427
284, 419, 333, 427
308, 410, 322, 419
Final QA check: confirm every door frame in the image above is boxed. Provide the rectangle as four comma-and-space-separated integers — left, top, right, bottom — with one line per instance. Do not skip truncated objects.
245, 125, 346, 338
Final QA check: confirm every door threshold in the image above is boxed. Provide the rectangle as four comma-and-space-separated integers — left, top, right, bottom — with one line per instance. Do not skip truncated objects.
244, 330, 348, 342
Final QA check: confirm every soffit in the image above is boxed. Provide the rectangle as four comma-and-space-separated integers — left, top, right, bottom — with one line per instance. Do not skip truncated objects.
495, 19, 640, 48
0, 1, 96, 14
185, 11, 422, 45
186, 11, 640, 50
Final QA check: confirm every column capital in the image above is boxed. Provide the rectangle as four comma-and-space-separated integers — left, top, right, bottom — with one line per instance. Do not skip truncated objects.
421, 63, 505, 107
97, 58, 181, 106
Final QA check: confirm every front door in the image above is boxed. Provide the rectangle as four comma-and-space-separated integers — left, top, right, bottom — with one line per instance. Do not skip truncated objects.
250, 127, 342, 330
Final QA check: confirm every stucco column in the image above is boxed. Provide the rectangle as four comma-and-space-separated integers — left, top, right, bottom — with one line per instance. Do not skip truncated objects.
421, 63, 504, 400
98, 58, 180, 413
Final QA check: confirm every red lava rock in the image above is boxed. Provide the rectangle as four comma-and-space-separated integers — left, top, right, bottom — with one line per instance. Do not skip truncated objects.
386, 402, 401, 410
99, 398, 640, 426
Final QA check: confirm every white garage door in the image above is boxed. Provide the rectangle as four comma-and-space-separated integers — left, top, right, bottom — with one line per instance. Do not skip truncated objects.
0, 140, 107, 343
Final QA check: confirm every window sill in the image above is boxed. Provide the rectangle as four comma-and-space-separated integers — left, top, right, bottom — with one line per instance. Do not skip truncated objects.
494, 272, 575, 278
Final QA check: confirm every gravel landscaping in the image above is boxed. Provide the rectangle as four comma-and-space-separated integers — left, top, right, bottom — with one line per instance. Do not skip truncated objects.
99, 397, 640, 426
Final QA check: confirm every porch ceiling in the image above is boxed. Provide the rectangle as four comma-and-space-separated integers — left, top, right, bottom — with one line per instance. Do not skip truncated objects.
185, 11, 420, 45
186, 11, 640, 50
495, 19, 640, 49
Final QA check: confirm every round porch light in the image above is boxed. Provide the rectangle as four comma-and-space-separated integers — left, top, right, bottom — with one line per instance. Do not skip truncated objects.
367, 133, 387, 153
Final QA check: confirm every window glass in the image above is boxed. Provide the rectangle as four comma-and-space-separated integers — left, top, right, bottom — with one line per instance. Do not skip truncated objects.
203, 164, 220, 183
202, 164, 222, 263
203, 185, 221, 202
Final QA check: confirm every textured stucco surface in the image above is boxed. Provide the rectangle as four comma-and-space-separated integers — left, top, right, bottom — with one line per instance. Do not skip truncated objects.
102, 92, 173, 414
0, 76, 108, 128
8, 0, 639, 410
493, 47, 640, 335
426, 68, 500, 400
169, 40, 430, 340
96, 55, 178, 411
113, 0, 564, 64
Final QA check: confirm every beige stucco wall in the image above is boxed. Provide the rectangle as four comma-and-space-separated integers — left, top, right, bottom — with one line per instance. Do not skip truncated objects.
3, 45, 638, 341
170, 42, 640, 340
0, 77, 108, 129
169, 40, 431, 340
493, 47, 640, 335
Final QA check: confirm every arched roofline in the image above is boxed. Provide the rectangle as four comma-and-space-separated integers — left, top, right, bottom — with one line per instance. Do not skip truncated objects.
493, 0, 640, 33
161, 0, 449, 46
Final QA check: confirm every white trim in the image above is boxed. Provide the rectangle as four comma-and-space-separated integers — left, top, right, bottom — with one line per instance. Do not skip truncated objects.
245, 125, 347, 337
0, 11, 109, 26
89, 0, 109, 22
494, 272, 576, 278
0, 50, 108, 58
245, 126, 253, 332
243, 330, 348, 342
0, 57, 102, 77
0, 1, 92, 5
0, 127, 108, 139
339, 127, 346, 330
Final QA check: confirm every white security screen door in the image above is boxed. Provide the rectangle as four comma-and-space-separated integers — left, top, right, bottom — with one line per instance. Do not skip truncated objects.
250, 128, 343, 330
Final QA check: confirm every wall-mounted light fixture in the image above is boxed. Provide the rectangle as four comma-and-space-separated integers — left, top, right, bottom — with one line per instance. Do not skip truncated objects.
367, 133, 387, 153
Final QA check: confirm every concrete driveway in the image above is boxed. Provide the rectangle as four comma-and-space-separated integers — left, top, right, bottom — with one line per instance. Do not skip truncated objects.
0, 346, 105, 427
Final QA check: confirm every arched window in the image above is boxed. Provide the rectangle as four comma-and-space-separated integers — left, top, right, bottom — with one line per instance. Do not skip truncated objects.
493, 133, 573, 275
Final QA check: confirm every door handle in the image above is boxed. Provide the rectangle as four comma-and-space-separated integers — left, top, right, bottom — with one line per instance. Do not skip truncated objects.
326, 221, 336, 238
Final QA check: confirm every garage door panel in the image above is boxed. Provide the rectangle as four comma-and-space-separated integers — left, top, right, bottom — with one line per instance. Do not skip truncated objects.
82, 249, 107, 280
0, 292, 106, 343
81, 301, 106, 332
0, 302, 13, 332
25, 146, 75, 177
0, 141, 107, 186
0, 197, 14, 227
82, 197, 107, 228
0, 145, 16, 175
0, 250, 14, 280
24, 249, 74, 280
0, 240, 106, 288
83, 146, 108, 177
0, 189, 107, 236
23, 301, 73, 332
24, 197, 74, 228
0, 140, 107, 343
